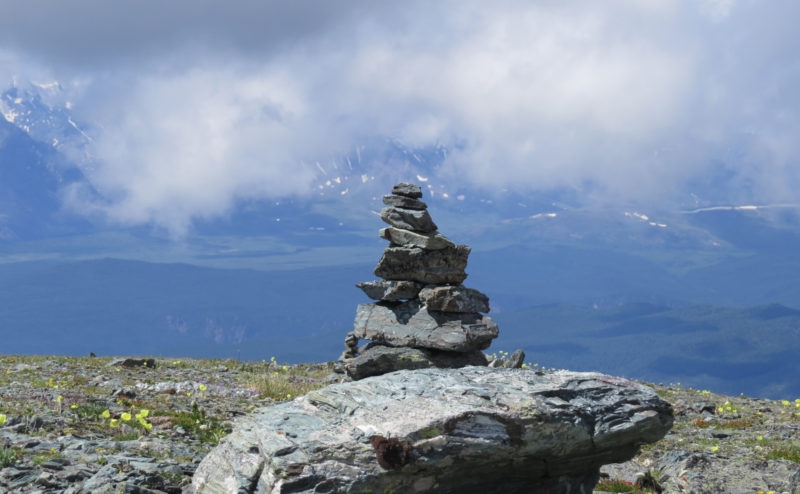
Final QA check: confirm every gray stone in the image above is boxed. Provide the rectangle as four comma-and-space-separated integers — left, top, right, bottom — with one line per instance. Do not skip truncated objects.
356, 280, 424, 301
382, 194, 427, 210
374, 245, 470, 284
379, 227, 455, 250
353, 301, 498, 352
109, 358, 157, 368
380, 206, 438, 233
188, 367, 674, 494
391, 182, 423, 198
343, 344, 489, 380
419, 285, 490, 313
504, 348, 526, 368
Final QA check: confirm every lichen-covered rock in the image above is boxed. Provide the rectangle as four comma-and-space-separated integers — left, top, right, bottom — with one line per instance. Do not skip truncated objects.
353, 301, 498, 352
188, 367, 674, 494
374, 245, 470, 284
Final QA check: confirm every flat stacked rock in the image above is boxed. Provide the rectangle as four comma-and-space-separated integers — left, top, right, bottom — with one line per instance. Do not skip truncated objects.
340, 182, 502, 380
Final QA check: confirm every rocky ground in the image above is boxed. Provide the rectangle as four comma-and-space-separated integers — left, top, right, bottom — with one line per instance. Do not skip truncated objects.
0, 356, 799, 493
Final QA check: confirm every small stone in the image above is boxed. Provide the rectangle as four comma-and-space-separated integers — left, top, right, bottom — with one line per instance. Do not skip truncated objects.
391, 182, 423, 198
379, 227, 455, 250
504, 349, 526, 369
356, 280, 425, 301
109, 358, 157, 368
382, 195, 427, 210
419, 285, 490, 313
379, 206, 438, 233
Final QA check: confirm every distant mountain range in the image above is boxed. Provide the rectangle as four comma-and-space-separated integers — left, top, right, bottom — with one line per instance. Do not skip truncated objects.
3, 78, 800, 399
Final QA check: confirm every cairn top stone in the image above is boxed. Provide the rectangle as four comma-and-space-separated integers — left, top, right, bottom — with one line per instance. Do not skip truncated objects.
391, 182, 423, 198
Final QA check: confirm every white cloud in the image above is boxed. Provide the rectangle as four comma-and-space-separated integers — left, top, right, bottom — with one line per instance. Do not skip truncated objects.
68, 66, 335, 234
8, 0, 800, 233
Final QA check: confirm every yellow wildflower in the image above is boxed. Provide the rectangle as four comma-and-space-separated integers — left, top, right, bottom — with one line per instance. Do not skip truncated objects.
101, 410, 111, 419
121, 412, 132, 422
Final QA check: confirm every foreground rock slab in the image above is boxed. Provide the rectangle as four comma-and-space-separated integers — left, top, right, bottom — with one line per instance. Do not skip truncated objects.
189, 367, 673, 494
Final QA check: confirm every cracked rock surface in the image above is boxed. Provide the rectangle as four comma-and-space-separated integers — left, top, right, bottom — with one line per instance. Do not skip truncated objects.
189, 367, 673, 494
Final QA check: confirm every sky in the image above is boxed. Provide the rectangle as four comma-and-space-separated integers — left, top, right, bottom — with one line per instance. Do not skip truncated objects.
1, 0, 799, 234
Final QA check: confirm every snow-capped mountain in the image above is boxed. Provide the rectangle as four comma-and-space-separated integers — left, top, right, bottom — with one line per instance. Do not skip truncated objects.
3, 77, 800, 267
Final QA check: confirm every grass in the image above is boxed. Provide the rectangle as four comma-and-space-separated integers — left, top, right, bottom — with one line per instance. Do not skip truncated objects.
766, 445, 800, 463
0, 446, 18, 467
595, 478, 645, 493
242, 361, 333, 401
0, 354, 333, 457
638, 385, 800, 469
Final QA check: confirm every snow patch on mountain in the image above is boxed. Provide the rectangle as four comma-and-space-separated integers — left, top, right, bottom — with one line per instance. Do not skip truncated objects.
625, 211, 667, 228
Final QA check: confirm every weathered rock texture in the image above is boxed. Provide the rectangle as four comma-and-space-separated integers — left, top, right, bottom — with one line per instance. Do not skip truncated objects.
353, 300, 498, 352
342, 182, 507, 379
189, 367, 674, 494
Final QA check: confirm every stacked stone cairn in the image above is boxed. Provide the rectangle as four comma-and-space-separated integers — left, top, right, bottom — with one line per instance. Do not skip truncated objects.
340, 182, 518, 380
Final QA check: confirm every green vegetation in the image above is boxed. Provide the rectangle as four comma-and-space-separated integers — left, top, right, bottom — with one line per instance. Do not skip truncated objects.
0, 354, 333, 456
595, 478, 642, 492
243, 359, 333, 401
0, 446, 18, 467
766, 445, 800, 464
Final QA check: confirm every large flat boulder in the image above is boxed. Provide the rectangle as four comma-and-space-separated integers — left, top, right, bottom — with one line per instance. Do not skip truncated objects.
189, 367, 673, 494
353, 301, 498, 352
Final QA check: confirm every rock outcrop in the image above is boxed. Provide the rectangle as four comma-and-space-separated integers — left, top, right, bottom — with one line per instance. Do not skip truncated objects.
189, 367, 674, 494
340, 182, 505, 379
